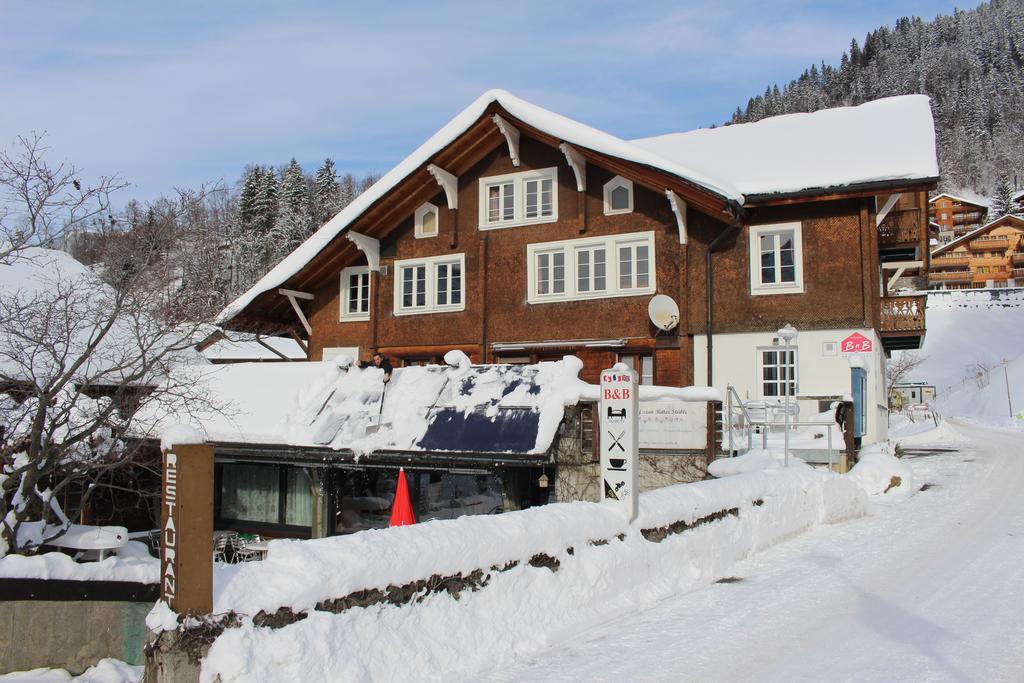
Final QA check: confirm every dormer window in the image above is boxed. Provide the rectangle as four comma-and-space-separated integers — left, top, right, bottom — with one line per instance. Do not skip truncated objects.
478, 168, 558, 229
415, 202, 439, 239
603, 176, 633, 215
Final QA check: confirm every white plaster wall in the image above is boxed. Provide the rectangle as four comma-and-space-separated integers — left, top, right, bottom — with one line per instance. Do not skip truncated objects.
694, 328, 889, 445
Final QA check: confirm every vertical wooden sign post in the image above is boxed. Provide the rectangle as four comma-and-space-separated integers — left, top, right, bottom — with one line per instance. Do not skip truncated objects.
599, 365, 639, 521
160, 443, 214, 616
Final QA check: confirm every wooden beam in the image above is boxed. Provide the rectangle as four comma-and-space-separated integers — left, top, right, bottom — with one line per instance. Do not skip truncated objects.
559, 143, 587, 192
875, 193, 902, 227
283, 292, 312, 336
666, 190, 688, 244
278, 288, 313, 300
491, 114, 521, 167
427, 164, 459, 210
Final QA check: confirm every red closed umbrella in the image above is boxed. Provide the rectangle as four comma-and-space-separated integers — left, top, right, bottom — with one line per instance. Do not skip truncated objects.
389, 467, 416, 527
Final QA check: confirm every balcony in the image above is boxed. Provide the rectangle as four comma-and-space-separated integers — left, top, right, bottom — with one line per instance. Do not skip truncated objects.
1013, 268, 1024, 279
878, 208, 924, 247
969, 236, 1009, 249
931, 254, 969, 266
879, 295, 926, 352
1012, 252, 1024, 266
928, 270, 972, 282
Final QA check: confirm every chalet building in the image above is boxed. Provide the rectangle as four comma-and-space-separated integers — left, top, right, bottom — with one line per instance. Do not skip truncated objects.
929, 214, 1024, 290
195, 90, 937, 538
929, 192, 989, 244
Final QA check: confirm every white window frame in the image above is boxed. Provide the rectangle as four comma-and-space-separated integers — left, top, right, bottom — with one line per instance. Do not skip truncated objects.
749, 221, 804, 296
619, 353, 654, 385
414, 202, 439, 239
758, 346, 798, 398
393, 253, 466, 316
527, 231, 656, 304
478, 167, 558, 230
339, 266, 370, 322
603, 176, 634, 215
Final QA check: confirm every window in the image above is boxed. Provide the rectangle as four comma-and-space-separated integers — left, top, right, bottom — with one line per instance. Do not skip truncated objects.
394, 253, 466, 315
415, 202, 439, 239
340, 266, 370, 321
760, 348, 798, 398
603, 176, 634, 215
619, 353, 654, 385
527, 231, 655, 303
479, 168, 557, 229
217, 463, 312, 529
575, 244, 607, 294
749, 222, 804, 295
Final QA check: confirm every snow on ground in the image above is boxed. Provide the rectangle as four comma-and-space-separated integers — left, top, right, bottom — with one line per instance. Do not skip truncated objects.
906, 289, 1024, 430
198, 467, 864, 682
0, 658, 142, 682
494, 419, 1024, 682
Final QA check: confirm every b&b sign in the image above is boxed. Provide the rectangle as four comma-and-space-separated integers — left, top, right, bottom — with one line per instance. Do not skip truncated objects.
840, 332, 873, 353
600, 366, 639, 521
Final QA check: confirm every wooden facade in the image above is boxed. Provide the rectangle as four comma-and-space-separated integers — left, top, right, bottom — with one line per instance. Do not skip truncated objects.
929, 214, 1024, 290
225, 103, 934, 377
929, 193, 988, 244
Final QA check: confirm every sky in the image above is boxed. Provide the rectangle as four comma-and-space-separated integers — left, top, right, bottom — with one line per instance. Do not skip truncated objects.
0, 0, 968, 203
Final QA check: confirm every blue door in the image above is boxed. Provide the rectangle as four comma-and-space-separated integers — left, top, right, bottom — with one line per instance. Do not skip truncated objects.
851, 367, 867, 438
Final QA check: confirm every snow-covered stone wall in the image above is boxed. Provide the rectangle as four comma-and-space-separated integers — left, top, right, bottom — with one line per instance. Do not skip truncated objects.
148, 468, 866, 682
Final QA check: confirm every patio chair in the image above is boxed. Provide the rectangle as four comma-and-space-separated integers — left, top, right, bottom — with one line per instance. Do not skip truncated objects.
213, 534, 229, 563
232, 535, 264, 562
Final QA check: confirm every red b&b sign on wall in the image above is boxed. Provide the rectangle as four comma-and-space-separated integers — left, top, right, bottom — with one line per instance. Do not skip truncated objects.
840, 332, 873, 353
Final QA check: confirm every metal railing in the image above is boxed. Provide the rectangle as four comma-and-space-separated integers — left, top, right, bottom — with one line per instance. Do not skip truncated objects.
724, 386, 838, 471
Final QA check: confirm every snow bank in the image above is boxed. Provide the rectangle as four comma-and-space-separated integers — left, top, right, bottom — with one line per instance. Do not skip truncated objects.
199, 469, 865, 682
707, 448, 810, 477
0, 541, 158, 583
847, 443, 916, 502
0, 658, 142, 682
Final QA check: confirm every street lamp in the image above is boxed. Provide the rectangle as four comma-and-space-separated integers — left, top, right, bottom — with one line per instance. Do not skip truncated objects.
777, 324, 798, 467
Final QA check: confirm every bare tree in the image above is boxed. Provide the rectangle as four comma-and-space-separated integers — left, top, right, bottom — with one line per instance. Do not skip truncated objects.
0, 143, 221, 556
0, 133, 128, 263
886, 351, 926, 389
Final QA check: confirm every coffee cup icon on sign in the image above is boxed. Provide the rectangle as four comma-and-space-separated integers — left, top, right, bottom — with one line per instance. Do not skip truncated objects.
608, 458, 627, 471
607, 406, 627, 421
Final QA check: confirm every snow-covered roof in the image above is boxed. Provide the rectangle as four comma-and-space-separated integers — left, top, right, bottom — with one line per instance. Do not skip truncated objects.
200, 332, 306, 362
139, 353, 718, 456
217, 91, 938, 327
931, 213, 1024, 256
929, 191, 990, 208
631, 96, 938, 198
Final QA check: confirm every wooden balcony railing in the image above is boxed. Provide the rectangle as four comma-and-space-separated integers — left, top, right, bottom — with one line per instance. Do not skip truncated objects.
878, 209, 924, 246
970, 236, 1009, 249
1013, 268, 1024, 278
928, 270, 972, 282
880, 295, 926, 333
932, 254, 970, 265
1012, 252, 1024, 265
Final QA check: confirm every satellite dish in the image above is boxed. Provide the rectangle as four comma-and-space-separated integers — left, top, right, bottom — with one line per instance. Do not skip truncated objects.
648, 295, 679, 331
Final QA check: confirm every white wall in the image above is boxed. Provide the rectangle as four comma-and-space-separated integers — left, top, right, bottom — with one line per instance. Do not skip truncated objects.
693, 328, 889, 445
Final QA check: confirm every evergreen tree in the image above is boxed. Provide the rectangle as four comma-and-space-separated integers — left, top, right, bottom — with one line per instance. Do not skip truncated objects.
314, 158, 341, 224
988, 176, 1020, 219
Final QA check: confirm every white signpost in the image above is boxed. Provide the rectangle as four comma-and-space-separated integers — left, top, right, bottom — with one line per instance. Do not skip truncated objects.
599, 366, 639, 521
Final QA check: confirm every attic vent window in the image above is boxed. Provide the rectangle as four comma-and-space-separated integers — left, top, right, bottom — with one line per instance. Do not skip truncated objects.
603, 176, 634, 215
415, 202, 439, 239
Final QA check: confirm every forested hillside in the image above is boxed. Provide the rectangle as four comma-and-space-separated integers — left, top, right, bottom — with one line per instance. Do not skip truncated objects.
729, 0, 1023, 196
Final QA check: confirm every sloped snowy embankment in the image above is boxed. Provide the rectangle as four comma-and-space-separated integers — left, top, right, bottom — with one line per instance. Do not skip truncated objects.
195, 469, 865, 682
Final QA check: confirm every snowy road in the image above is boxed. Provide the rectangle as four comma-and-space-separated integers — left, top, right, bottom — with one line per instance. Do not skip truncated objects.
493, 421, 1024, 683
